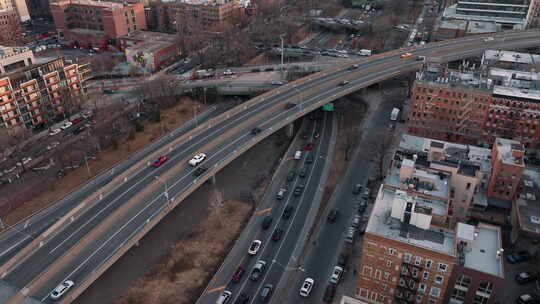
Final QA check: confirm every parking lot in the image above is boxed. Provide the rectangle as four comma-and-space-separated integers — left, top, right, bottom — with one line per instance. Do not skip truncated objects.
501, 239, 540, 303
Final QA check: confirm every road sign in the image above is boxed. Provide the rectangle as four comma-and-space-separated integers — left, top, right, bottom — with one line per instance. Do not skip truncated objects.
323, 103, 334, 112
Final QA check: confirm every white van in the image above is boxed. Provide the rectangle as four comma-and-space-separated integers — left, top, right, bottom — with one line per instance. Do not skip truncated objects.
216, 290, 232, 304
294, 151, 302, 160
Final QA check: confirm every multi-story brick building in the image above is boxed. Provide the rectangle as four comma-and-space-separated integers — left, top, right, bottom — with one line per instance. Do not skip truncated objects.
408, 50, 540, 149
0, 0, 29, 21
510, 168, 540, 244
120, 30, 180, 72
50, 0, 146, 49
356, 134, 506, 304
147, 0, 245, 34
487, 137, 525, 200
0, 45, 34, 74
0, 50, 91, 129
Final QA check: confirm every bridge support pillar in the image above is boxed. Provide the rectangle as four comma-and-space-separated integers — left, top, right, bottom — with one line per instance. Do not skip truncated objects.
210, 175, 216, 185
285, 123, 294, 138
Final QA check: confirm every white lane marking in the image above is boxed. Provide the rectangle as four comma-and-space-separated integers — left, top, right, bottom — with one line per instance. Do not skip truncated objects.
0, 236, 31, 259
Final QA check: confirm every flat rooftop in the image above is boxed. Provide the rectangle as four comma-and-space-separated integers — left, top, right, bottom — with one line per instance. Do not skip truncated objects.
54, 0, 124, 9
494, 137, 525, 166
443, 4, 526, 25
516, 169, 540, 234
493, 85, 540, 102
386, 162, 450, 201
367, 186, 455, 256
123, 31, 177, 53
483, 49, 540, 65
457, 223, 504, 277
439, 19, 499, 33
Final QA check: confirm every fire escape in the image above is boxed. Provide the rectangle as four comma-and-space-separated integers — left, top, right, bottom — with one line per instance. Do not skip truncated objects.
455, 95, 479, 137
395, 258, 423, 304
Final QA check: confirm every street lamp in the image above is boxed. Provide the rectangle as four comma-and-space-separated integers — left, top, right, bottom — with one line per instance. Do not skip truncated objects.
279, 34, 285, 75
154, 176, 170, 205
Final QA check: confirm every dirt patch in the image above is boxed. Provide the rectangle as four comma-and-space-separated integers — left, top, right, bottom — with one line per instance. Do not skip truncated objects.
113, 199, 252, 304
1, 98, 207, 227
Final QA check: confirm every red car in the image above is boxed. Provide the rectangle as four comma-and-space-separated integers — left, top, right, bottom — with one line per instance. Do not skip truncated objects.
153, 156, 168, 167
304, 142, 315, 151
71, 117, 84, 124
232, 266, 245, 283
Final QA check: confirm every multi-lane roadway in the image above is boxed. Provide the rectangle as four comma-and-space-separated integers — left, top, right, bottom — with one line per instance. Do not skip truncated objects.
1, 30, 540, 303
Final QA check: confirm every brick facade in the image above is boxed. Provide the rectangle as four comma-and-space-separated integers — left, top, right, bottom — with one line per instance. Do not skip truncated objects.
408, 81, 540, 149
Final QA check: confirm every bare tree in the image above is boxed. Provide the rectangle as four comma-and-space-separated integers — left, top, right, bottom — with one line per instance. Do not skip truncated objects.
370, 132, 394, 180
0, 13, 25, 46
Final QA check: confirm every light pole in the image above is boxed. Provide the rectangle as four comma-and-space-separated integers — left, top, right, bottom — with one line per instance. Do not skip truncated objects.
279, 34, 285, 76
84, 155, 92, 178
155, 176, 169, 205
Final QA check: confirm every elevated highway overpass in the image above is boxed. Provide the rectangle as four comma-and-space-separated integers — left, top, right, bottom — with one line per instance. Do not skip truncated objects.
1, 29, 540, 303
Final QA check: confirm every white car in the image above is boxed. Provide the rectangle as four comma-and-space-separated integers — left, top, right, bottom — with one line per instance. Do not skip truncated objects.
248, 240, 262, 255
61, 121, 73, 130
16, 157, 32, 167
215, 290, 232, 304
223, 69, 234, 76
300, 277, 314, 297
46, 141, 60, 150
50, 280, 74, 300
49, 128, 61, 136
188, 153, 206, 166
271, 80, 283, 85
329, 266, 343, 284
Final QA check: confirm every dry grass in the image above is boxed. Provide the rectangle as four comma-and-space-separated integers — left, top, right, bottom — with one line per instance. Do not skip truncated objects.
114, 199, 252, 304
2, 97, 207, 227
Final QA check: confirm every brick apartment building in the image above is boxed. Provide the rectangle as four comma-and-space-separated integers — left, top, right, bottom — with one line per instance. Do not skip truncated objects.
356, 134, 508, 304
0, 46, 92, 129
50, 0, 146, 49
147, 0, 244, 34
487, 137, 526, 201
510, 168, 540, 244
408, 50, 540, 149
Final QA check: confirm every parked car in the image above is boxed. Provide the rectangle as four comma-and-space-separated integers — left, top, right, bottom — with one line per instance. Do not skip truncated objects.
260, 284, 273, 302
294, 185, 305, 196
516, 272, 538, 284
351, 214, 362, 228
250, 260, 267, 281
323, 284, 336, 303
50, 280, 74, 300
46, 141, 60, 150
231, 266, 245, 283
16, 157, 32, 167
71, 116, 84, 124
352, 184, 362, 195
72, 125, 86, 135
517, 294, 540, 304
60, 121, 73, 130
299, 277, 314, 297
152, 155, 168, 167
272, 228, 283, 241
304, 142, 315, 151
261, 216, 273, 230
507, 250, 532, 264
248, 240, 262, 255
345, 227, 355, 243
49, 128, 61, 136
188, 152, 206, 166
235, 293, 249, 304
287, 171, 296, 182
194, 167, 207, 176
327, 209, 339, 223
282, 205, 294, 219
357, 200, 367, 213
216, 290, 232, 304
329, 266, 343, 284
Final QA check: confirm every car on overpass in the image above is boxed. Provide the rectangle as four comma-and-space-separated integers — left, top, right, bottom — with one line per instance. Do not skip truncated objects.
400, 52, 413, 59
188, 152, 206, 166
50, 280, 74, 300
152, 155, 168, 167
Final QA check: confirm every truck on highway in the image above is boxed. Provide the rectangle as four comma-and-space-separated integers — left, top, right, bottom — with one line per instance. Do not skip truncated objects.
294, 151, 302, 160
190, 69, 215, 80
390, 107, 400, 121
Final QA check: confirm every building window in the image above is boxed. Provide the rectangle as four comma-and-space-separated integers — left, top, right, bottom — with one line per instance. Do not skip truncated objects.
415, 256, 422, 266
428, 299, 437, 304
375, 269, 382, 280
362, 266, 373, 277
455, 275, 471, 290
419, 283, 427, 293
423, 271, 429, 280
384, 271, 390, 280
477, 281, 493, 295
416, 295, 423, 303
404, 253, 412, 263
389, 248, 397, 256
386, 260, 393, 268
426, 260, 432, 269
452, 288, 467, 301
434, 275, 444, 285
430, 287, 441, 298
437, 263, 448, 272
